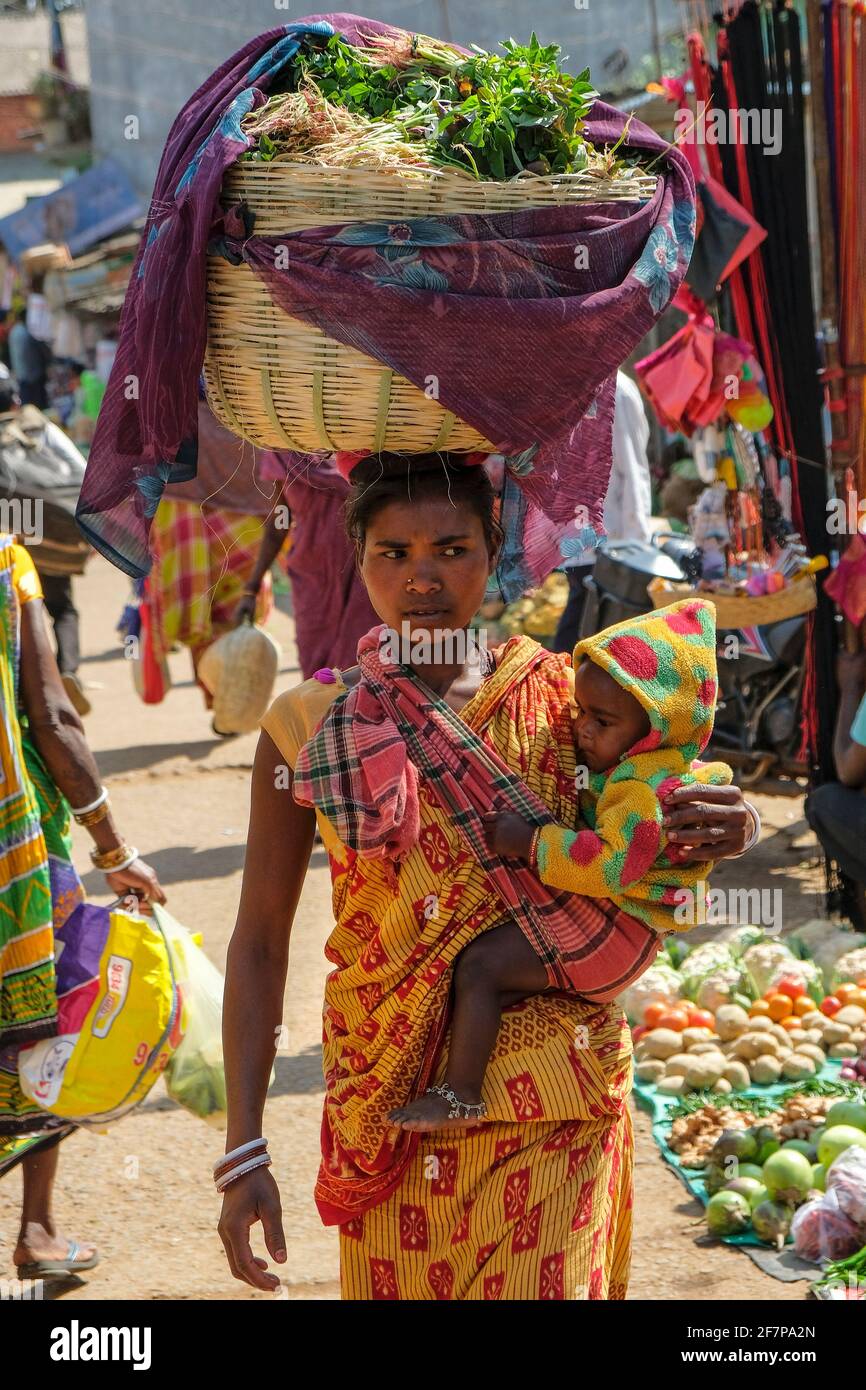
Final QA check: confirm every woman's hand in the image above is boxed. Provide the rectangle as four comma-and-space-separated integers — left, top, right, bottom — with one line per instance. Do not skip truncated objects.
217, 1167, 287, 1291
104, 856, 167, 905
662, 783, 753, 863
482, 812, 536, 859
234, 591, 258, 627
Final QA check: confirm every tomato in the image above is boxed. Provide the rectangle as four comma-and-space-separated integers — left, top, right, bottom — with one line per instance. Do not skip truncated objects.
857, 978, 866, 989
846, 988, 866, 1009
820, 995, 842, 1017
687, 1008, 715, 1030
749, 999, 772, 1017
835, 983, 860, 1005
780, 1014, 803, 1032
793, 996, 814, 1017
631, 1025, 648, 1043
655, 1008, 690, 1032
766, 993, 794, 1021
643, 1001, 669, 1029
775, 974, 806, 1000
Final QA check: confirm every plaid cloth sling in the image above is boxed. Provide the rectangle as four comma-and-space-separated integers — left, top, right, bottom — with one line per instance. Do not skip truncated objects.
293, 627, 598, 983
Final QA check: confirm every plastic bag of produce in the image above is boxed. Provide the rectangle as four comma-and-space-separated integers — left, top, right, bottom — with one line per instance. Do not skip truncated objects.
791, 1188, 864, 1264
826, 1147, 866, 1228
156, 907, 228, 1128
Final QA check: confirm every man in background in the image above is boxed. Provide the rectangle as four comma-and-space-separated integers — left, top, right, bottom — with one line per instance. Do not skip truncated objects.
552, 370, 654, 651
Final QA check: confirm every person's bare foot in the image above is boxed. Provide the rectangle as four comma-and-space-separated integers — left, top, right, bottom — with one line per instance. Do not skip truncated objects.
13, 1222, 97, 1273
388, 1089, 486, 1132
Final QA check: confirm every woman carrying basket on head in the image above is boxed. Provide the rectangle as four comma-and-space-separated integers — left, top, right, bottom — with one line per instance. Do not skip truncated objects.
217, 454, 755, 1300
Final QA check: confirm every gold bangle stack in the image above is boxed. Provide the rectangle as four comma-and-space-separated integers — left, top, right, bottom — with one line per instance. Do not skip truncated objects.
74, 799, 111, 828
90, 843, 138, 872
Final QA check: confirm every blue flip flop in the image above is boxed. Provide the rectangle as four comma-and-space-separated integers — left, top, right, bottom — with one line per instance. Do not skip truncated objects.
17, 1239, 99, 1280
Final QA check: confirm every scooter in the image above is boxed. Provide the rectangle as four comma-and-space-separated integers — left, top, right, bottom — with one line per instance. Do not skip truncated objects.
577, 538, 808, 793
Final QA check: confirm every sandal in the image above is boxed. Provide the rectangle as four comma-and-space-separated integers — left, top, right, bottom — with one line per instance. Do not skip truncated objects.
17, 1238, 99, 1280
425, 1084, 487, 1122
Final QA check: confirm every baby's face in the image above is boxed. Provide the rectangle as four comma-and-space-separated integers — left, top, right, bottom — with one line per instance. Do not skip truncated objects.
572, 659, 651, 773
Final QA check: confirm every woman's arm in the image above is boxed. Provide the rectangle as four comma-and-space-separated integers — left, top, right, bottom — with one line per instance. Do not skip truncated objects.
18, 599, 165, 902
218, 728, 316, 1291
233, 509, 289, 625
833, 650, 866, 788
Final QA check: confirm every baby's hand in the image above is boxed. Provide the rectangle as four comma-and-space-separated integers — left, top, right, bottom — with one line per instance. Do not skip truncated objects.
481, 812, 537, 859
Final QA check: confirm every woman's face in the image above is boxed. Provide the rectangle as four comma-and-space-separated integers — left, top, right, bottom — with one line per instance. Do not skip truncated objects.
358, 495, 496, 644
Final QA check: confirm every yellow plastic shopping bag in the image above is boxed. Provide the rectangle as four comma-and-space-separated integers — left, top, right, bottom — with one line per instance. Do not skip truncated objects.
18, 900, 183, 1124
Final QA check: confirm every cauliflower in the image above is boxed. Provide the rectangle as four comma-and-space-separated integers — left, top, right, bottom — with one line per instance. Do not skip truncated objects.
618, 960, 683, 1025
681, 942, 737, 1000
695, 964, 746, 1012
766, 957, 823, 998
742, 941, 797, 996
724, 925, 765, 958
834, 946, 866, 988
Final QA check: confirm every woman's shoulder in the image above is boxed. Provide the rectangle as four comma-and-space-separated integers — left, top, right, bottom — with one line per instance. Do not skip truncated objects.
260, 670, 348, 766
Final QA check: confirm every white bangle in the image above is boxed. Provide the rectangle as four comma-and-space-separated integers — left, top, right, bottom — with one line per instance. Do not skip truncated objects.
215, 1152, 272, 1192
213, 1137, 268, 1175
70, 786, 108, 817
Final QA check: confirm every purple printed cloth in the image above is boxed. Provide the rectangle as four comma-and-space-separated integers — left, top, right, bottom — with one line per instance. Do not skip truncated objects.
76, 14, 695, 595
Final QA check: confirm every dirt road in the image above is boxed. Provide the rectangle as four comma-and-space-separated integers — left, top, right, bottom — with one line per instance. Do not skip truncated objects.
0, 555, 827, 1300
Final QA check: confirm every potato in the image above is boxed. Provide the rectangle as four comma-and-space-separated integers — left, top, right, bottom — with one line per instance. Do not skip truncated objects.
687, 1043, 727, 1057
821, 1020, 853, 1046
682, 1027, 714, 1048
770, 1023, 794, 1046
835, 1004, 866, 1028
733, 1032, 768, 1061
850, 1030, 866, 1047
749, 1054, 783, 1084
783, 1028, 807, 1046
804, 1028, 825, 1047
714, 1005, 750, 1041
748, 1016, 775, 1033
635, 1059, 666, 1084
793, 1044, 826, 1066
828, 1042, 859, 1059
657, 1074, 687, 1095
685, 1055, 724, 1089
633, 1042, 653, 1062
799, 1011, 825, 1029
723, 1061, 751, 1092
662, 1054, 693, 1077
781, 1053, 816, 1080
712, 1077, 732, 1095
643, 1028, 685, 1060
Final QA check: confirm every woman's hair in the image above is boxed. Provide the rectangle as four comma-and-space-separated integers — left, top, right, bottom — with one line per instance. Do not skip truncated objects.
344, 452, 503, 556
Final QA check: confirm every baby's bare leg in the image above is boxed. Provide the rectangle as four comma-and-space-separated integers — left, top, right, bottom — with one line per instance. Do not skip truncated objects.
446, 921, 549, 1102
387, 922, 548, 1132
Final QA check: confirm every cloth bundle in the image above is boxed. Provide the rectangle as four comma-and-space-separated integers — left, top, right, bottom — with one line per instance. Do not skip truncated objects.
75, 13, 696, 595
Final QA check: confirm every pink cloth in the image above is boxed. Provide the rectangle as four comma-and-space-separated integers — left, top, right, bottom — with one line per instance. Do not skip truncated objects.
263, 452, 379, 679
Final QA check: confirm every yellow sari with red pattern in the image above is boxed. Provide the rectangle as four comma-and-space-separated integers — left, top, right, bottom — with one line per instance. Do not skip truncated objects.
261, 636, 633, 1300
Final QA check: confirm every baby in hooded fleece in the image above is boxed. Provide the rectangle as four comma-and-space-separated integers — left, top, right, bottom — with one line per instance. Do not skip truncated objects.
388, 599, 732, 1133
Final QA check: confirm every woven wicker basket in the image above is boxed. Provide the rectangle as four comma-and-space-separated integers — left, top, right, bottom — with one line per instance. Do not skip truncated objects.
204, 161, 658, 454
648, 575, 817, 628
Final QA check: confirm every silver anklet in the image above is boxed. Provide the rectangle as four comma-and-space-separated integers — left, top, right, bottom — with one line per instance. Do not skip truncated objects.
426, 1084, 487, 1121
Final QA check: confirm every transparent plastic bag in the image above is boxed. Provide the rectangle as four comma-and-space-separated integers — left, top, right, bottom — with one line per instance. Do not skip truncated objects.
826, 1146, 866, 1228
156, 906, 228, 1129
791, 1189, 864, 1264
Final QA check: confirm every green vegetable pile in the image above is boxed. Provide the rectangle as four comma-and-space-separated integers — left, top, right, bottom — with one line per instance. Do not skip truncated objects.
244, 31, 638, 182
667, 1077, 866, 1122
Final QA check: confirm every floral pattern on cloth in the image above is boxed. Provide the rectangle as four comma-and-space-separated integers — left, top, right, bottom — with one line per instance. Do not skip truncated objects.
75, 13, 695, 592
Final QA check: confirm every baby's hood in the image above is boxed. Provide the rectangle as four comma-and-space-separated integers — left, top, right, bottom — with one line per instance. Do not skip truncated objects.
573, 598, 719, 761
